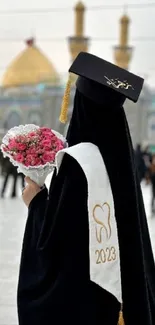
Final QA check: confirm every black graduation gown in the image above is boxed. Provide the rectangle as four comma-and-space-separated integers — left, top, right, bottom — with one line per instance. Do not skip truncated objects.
17, 154, 119, 325
18, 88, 155, 324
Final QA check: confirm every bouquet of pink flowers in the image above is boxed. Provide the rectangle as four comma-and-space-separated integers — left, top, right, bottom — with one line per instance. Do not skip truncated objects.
1, 124, 67, 186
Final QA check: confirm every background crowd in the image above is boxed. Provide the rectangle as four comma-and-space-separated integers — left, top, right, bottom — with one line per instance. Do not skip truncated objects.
135, 144, 155, 213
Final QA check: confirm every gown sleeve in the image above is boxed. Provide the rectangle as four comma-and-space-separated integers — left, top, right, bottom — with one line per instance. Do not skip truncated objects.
23, 186, 48, 249
18, 154, 88, 296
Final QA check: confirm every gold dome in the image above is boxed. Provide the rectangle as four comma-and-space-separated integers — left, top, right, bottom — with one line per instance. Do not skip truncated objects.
2, 38, 59, 87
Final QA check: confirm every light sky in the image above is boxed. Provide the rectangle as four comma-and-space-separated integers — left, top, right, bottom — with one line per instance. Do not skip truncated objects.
0, 0, 155, 87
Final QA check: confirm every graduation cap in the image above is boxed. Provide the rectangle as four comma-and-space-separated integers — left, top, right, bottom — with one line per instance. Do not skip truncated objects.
59, 52, 144, 123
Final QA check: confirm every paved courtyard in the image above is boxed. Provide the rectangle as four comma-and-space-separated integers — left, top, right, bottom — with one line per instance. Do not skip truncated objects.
0, 175, 155, 325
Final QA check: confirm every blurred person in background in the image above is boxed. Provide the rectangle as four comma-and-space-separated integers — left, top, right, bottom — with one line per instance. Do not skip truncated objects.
135, 144, 146, 182
1, 157, 24, 198
0, 150, 3, 174
142, 145, 152, 183
149, 154, 155, 214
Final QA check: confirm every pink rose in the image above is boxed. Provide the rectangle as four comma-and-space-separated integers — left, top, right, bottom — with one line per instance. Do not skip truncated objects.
16, 143, 27, 151
28, 132, 37, 137
33, 157, 42, 166
40, 139, 52, 148
42, 132, 52, 138
26, 147, 36, 155
14, 153, 25, 163
42, 151, 55, 163
40, 128, 53, 138
24, 153, 43, 167
57, 143, 64, 151
44, 134, 53, 139
40, 127, 51, 133
8, 139, 18, 150
26, 132, 39, 145
25, 160, 31, 167
50, 135, 57, 141
52, 139, 64, 152
24, 154, 34, 166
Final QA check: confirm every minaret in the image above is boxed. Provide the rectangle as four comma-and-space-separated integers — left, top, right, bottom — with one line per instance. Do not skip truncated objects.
114, 12, 133, 70
68, 1, 89, 63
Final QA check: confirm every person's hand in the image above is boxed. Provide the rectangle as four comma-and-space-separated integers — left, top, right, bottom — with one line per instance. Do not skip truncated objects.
22, 177, 41, 207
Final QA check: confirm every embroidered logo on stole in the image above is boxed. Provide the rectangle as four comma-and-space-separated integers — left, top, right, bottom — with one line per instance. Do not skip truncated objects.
93, 203, 117, 264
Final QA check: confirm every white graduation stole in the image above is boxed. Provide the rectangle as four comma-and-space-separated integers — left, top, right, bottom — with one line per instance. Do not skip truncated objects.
56, 142, 122, 303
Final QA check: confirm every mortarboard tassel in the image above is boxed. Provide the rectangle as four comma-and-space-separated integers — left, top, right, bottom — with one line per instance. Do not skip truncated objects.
118, 304, 125, 325
59, 74, 72, 123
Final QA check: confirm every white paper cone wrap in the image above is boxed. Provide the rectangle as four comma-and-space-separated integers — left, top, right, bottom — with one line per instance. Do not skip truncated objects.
17, 165, 54, 187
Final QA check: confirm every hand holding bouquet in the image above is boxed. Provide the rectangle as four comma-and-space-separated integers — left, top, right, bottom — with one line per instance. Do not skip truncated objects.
1, 124, 67, 186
